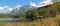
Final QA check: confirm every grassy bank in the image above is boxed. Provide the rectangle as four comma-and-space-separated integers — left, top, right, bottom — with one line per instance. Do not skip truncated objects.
1, 15, 59, 26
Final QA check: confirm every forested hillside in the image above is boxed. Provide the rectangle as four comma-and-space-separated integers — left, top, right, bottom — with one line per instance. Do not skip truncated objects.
24, 2, 60, 19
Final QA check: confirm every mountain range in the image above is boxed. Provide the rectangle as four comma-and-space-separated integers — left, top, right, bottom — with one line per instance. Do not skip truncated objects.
10, 4, 53, 15
10, 4, 37, 15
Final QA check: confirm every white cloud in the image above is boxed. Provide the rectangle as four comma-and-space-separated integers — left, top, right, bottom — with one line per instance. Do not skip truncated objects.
0, 6, 13, 14
28, 0, 54, 7
37, 0, 53, 7
0, 5, 22, 14
30, 2, 36, 7
3, 6, 8, 8
6, 8, 13, 13
16, 5, 21, 8
0, 7, 4, 10
0, 5, 21, 14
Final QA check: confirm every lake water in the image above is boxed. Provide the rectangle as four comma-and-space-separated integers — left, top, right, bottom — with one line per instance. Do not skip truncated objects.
0, 18, 21, 21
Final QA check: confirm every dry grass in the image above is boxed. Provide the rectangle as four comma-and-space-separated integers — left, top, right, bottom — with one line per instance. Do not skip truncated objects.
5, 18, 58, 26
1, 15, 60, 26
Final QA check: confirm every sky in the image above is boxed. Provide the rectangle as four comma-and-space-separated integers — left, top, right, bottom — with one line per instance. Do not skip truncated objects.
0, 0, 56, 13
0, 0, 45, 8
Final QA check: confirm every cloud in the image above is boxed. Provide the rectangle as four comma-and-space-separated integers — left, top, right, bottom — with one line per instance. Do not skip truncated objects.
29, 0, 54, 7
0, 6, 13, 14
37, 0, 53, 7
4, 8, 13, 13
0, 6, 9, 11
3, 6, 9, 8
0, 7, 4, 11
30, 2, 36, 7
15, 5, 21, 8
0, 5, 21, 14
